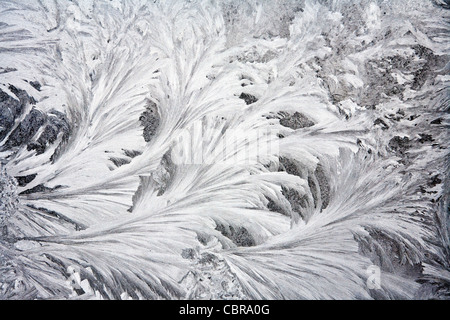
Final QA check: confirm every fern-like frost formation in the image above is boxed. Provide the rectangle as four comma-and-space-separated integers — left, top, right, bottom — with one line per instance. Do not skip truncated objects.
0, 0, 449, 300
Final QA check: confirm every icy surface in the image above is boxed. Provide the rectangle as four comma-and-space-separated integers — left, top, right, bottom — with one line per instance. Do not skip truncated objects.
0, 0, 449, 299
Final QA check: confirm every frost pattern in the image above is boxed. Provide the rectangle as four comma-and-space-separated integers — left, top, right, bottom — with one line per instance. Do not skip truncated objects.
0, 0, 449, 300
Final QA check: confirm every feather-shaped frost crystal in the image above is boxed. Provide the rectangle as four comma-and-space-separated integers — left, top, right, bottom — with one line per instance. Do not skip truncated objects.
0, 0, 448, 300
